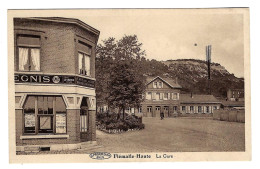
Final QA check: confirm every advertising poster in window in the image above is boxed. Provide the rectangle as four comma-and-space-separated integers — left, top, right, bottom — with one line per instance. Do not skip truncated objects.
56, 114, 66, 133
24, 114, 35, 127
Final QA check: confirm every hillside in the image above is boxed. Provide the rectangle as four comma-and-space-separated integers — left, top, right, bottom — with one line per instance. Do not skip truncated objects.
143, 59, 244, 98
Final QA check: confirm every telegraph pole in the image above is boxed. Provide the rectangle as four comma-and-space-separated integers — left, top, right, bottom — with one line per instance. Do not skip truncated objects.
206, 45, 211, 95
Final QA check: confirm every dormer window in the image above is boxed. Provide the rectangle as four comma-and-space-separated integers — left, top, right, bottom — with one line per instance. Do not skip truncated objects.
78, 40, 91, 76
17, 35, 40, 71
153, 82, 157, 88
158, 82, 162, 88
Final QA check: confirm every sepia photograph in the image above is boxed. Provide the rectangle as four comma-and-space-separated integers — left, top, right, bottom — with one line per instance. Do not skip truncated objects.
8, 8, 250, 163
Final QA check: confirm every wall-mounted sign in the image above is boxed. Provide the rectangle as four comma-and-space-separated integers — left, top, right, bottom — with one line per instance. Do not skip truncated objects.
14, 73, 95, 88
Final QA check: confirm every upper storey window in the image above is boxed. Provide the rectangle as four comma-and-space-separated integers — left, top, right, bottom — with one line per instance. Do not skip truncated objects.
153, 81, 163, 88
17, 35, 40, 71
78, 41, 91, 76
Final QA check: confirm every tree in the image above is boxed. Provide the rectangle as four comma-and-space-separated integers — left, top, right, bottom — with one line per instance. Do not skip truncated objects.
95, 37, 117, 111
95, 35, 146, 116
107, 60, 146, 119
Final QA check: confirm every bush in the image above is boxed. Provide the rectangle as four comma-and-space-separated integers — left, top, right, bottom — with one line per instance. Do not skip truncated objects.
96, 112, 145, 132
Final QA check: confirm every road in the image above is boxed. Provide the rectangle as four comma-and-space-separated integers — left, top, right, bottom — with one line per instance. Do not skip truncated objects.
94, 117, 245, 152
17, 117, 245, 155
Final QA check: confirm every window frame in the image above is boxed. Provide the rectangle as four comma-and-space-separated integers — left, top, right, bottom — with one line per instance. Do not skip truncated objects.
17, 35, 41, 72
22, 95, 67, 135
78, 51, 91, 77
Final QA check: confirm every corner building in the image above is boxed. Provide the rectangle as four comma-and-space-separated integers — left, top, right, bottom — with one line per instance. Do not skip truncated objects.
14, 17, 100, 151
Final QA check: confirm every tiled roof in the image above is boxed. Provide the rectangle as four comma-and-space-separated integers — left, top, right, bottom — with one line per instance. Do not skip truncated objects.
146, 76, 182, 88
180, 94, 221, 104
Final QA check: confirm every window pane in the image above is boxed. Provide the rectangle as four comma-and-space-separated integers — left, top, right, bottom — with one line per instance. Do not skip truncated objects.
85, 55, 90, 76
38, 96, 44, 114
56, 97, 66, 113
47, 97, 53, 114
78, 53, 83, 74
30, 48, 40, 71
38, 116, 53, 133
24, 96, 35, 113
24, 96, 36, 133
18, 47, 29, 71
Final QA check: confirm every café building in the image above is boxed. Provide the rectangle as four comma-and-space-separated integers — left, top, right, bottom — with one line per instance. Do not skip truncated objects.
14, 17, 100, 152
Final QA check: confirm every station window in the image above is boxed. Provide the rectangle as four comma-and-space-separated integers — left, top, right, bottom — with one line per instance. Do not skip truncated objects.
23, 96, 66, 134
17, 35, 41, 71
158, 82, 162, 88
78, 41, 91, 76
206, 106, 210, 113
198, 106, 202, 113
147, 106, 152, 113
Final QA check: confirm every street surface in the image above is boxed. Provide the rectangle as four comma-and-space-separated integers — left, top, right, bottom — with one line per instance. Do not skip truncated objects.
17, 117, 245, 155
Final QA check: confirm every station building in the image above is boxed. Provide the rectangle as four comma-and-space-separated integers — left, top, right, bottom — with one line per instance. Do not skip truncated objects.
141, 76, 182, 117
142, 76, 221, 117
14, 17, 100, 152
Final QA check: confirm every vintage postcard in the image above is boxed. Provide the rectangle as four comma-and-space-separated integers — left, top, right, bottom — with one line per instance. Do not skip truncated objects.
8, 8, 250, 163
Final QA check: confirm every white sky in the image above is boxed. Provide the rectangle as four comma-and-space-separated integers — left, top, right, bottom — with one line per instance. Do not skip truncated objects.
75, 9, 245, 78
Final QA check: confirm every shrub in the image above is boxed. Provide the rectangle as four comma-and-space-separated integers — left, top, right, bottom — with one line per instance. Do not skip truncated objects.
96, 112, 145, 132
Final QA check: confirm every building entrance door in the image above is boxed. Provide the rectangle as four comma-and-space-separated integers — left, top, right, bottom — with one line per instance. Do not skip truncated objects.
80, 97, 89, 141
155, 106, 161, 117
164, 106, 169, 117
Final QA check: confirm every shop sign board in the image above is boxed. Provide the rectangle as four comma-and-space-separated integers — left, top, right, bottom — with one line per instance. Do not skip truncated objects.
14, 73, 95, 88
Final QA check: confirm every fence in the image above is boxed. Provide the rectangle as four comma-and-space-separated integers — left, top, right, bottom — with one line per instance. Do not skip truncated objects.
213, 109, 245, 123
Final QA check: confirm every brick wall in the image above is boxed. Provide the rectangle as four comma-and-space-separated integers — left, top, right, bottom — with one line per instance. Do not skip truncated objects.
87, 110, 96, 141
14, 18, 98, 77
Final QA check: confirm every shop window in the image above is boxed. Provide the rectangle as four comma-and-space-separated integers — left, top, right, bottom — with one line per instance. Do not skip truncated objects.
78, 41, 91, 76
17, 35, 40, 71
23, 96, 66, 135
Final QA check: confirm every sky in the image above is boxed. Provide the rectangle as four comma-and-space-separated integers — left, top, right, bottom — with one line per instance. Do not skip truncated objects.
74, 9, 245, 77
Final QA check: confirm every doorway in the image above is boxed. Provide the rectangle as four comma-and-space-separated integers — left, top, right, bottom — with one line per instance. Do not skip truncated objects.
164, 106, 169, 117
155, 106, 161, 117
80, 97, 89, 141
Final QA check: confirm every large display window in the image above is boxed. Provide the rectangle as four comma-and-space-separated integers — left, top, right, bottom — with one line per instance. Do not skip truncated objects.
23, 96, 67, 134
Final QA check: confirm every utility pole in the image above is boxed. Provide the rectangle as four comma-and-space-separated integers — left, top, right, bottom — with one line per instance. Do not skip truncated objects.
206, 45, 211, 95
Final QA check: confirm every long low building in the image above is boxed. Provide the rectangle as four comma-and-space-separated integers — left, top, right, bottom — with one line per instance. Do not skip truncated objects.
180, 94, 221, 114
